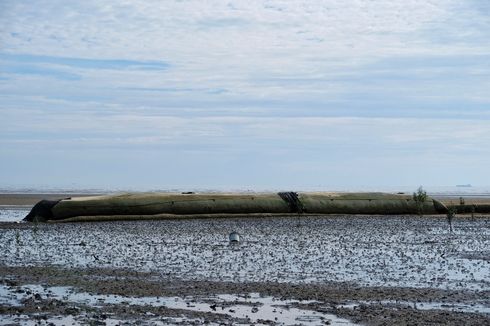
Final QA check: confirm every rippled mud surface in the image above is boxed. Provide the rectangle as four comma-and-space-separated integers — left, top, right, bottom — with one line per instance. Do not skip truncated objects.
0, 214, 489, 325
1, 216, 489, 289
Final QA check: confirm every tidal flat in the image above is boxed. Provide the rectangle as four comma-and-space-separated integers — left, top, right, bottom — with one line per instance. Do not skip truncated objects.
0, 211, 489, 325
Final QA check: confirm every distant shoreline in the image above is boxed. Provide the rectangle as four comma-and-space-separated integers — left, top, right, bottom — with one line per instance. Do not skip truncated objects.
0, 193, 104, 206
2, 191, 490, 207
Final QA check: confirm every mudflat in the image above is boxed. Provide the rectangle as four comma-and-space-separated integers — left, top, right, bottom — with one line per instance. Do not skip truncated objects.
0, 193, 102, 206
0, 215, 488, 325
0, 265, 489, 325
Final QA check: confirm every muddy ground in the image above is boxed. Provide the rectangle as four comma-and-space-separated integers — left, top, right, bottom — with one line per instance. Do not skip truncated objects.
0, 264, 488, 325
0, 208, 489, 325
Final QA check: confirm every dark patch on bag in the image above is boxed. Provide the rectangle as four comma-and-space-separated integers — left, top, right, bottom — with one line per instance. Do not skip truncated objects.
278, 192, 305, 214
24, 199, 60, 222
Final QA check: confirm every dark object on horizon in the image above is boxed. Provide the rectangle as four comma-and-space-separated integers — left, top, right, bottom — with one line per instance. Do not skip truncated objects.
456, 184, 472, 187
24, 191, 449, 223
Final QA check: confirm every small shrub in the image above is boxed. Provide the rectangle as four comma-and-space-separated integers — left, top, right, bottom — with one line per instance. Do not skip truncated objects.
412, 186, 428, 216
15, 230, 21, 246
33, 220, 38, 236
447, 206, 457, 232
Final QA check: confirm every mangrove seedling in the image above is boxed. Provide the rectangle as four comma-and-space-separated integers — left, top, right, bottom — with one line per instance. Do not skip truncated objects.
471, 204, 476, 219
412, 186, 428, 216
458, 197, 466, 213
447, 206, 457, 233
32, 220, 38, 236
15, 230, 21, 246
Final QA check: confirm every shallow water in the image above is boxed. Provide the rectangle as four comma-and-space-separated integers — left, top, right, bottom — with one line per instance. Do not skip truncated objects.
0, 284, 356, 325
338, 300, 490, 314
0, 206, 29, 222
0, 215, 489, 290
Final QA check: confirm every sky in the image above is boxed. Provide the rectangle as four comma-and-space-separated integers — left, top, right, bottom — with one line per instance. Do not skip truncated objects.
1, 0, 490, 191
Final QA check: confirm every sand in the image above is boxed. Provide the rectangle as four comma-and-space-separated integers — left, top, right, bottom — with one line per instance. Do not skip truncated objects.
2, 192, 490, 206
0, 193, 102, 206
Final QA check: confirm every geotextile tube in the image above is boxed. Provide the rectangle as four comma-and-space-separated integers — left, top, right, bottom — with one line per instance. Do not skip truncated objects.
448, 204, 490, 214
24, 192, 448, 222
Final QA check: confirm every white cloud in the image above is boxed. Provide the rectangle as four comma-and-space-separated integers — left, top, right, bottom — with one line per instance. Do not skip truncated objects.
2, 0, 489, 105
2, 104, 489, 155
1, 1, 490, 188
0, 1, 476, 61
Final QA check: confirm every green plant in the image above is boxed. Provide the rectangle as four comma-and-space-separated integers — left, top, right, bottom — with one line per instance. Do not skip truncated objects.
458, 197, 466, 213
15, 230, 21, 246
447, 206, 457, 232
412, 186, 428, 216
32, 220, 38, 236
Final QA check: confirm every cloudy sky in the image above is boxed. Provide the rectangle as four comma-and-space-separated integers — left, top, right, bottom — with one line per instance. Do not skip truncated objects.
1, 0, 489, 191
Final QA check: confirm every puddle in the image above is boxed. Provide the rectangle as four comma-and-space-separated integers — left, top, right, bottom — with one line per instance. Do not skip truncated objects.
199, 293, 354, 325
0, 313, 205, 326
0, 314, 80, 326
0, 284, 357, 325
339, 300, 490, 314
0, 207, 29, 222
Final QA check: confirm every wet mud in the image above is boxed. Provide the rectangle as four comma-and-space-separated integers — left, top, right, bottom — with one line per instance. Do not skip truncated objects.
0, 215, 489, 325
